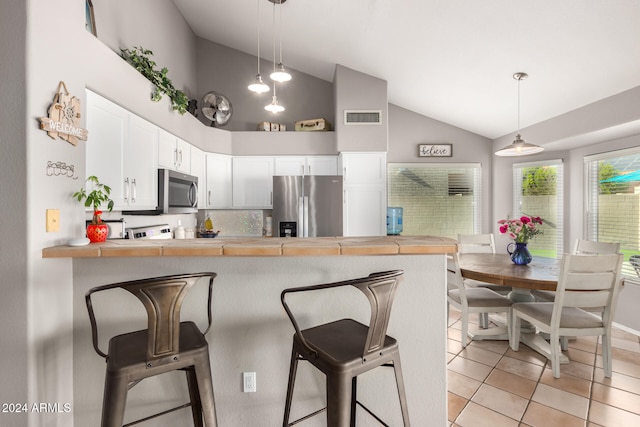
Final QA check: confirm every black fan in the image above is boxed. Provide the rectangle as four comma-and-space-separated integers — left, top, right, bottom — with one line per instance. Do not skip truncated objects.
201, 91, 233, 127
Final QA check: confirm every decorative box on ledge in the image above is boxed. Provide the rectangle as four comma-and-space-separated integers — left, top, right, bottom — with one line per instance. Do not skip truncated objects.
257, 121, 287, 131
295, 118, 332, 131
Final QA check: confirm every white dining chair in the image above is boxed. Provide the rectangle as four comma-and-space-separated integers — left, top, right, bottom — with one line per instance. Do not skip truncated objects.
447, 252, 513, 348
510, 253, 623, 378
532, 239, 620, 303
458, 234, 511, 328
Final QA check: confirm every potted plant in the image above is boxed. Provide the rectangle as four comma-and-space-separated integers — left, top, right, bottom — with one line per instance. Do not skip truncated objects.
73, 175, 114, 243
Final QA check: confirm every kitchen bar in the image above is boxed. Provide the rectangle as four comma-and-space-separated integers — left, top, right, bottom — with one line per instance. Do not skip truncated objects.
44, 236, 456, 426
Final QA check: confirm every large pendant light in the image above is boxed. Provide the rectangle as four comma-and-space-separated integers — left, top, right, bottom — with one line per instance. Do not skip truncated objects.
495, 72, 544, 157
269, 0, 292, 83
248, 0, 270, 93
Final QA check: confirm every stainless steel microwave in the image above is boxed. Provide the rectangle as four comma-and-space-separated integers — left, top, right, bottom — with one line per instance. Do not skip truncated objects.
158, 169, 198, 214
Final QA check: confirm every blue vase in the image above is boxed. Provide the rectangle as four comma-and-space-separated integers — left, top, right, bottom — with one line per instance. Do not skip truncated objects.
507, 242, 532, 265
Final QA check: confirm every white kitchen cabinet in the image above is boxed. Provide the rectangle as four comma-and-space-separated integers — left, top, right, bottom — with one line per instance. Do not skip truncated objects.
190, 145, 206, 209
274, 156, 338, 176
85, 91, 157, 211
340, 152, 387, 236
205, 153, 233, 208
340, 152, 386, 186
232, 156, 274, 208
158, 128, 191, 173
127, 115, 159, 209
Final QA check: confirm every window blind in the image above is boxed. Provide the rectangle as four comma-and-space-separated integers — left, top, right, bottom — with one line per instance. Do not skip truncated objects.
585, 148, 640, 281
387, 163, 482, 238
513, 159, 564, 258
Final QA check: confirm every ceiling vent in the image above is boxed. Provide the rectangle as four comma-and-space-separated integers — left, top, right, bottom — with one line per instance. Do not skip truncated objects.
344, 110, 382, 125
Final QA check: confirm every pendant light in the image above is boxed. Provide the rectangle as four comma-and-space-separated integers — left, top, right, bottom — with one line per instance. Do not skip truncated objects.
269, 0, 292, 83
248, 0, 270, 93
264, 82, 285, 113
495, 72, 544, 157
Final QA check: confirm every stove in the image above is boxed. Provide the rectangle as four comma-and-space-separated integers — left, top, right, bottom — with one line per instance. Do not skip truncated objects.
126, 224, 172, 240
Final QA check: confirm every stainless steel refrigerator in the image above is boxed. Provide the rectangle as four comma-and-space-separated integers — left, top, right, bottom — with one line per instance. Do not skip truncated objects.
272, 175, 343, 237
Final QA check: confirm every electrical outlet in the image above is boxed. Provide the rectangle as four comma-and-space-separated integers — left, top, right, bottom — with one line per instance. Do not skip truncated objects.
243, 372, 256, 393
46, 209, 60, 232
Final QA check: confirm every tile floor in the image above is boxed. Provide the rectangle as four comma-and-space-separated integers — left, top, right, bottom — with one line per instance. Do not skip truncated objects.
447, 307, 640, 426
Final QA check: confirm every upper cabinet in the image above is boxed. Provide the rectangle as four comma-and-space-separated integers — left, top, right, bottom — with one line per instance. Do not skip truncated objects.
232, 157, 274, 208
205, 153, 233, 209
339, 152, 387, 236
158, 128, 191, 173
85, 91, 157, 211
190, 145, 206, 209
274, 156, 338, 176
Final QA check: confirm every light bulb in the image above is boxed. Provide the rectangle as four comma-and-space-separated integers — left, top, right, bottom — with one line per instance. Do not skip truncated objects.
270, 63, 292, 82
248, 74, 270, 93
265, 95, 285, 113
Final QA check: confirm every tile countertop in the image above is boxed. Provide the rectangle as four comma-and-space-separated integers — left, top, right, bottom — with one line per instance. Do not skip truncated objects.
42, 236, 458, 258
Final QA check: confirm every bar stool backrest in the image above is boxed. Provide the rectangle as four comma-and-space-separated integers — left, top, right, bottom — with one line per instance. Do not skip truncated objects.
85, 273, 216, 362
281, 270, 403, 362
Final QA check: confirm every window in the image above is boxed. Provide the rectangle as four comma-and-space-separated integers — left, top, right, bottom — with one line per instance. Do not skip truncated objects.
513, 160, 564, 258
387, 163, 482, 238
586, 148, 640, 280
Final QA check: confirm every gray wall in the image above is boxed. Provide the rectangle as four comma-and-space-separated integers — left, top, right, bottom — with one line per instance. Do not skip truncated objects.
334, 65, 389, 152
388, 104, 493, 232
0, 1, 28, 426
195, 38, 334, 132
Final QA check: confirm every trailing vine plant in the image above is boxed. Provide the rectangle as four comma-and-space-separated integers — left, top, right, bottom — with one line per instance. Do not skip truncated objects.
120, 46, 189, 115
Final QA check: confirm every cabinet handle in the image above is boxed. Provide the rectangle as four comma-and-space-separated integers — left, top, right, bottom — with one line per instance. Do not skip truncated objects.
208, 190, 212, 206
178, 149, 183, 168
343, 166, 347, 180
131, 178, 137, 202
124, 178, 129, 202
308, 165, 311, 175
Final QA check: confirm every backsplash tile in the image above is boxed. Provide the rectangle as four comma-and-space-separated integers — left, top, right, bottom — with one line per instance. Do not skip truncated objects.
198, 210, 265, 237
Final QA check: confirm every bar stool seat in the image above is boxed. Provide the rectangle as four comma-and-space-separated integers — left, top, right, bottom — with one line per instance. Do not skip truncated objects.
86, 273, 218, 427
281, 270, 409, 427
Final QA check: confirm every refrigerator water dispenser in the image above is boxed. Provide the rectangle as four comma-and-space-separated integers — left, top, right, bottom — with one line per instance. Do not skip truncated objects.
279, 221, 297, 237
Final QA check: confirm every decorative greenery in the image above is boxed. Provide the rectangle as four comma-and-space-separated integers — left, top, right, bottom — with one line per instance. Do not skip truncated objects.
522, 166, 557, 196
598, 163, 622, 195
73, 176, 114, 224
120, 46, 189, 115
498, 215, 543, 243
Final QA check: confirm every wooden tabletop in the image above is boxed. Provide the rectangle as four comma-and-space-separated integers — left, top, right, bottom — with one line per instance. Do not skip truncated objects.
458, 253, 559, 291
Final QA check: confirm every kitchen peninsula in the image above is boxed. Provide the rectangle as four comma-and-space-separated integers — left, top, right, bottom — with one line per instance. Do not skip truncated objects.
43, 236, 456, 426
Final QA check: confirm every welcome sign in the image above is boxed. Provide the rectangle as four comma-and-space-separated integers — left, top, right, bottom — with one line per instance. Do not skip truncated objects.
39, 81, 88, 146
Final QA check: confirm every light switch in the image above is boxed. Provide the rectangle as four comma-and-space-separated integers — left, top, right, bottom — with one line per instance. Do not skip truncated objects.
46, 209, 60, 232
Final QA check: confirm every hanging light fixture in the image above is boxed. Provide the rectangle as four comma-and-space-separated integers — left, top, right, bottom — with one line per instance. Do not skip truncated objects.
495, 72, 544, 157
269, 0, 292, 83
264, 83, 285, 113
248, 0, 270, 93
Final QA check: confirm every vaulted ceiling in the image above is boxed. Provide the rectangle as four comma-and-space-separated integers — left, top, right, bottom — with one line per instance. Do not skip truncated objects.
174, 0, 640, 140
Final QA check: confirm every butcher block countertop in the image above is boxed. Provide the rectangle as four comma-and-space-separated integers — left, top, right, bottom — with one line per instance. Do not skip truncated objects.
42, 236, 458, 258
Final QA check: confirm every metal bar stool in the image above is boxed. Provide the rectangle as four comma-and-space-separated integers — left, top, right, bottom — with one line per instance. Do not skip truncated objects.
281, 270, 409, 427
85, 273, 218, 427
